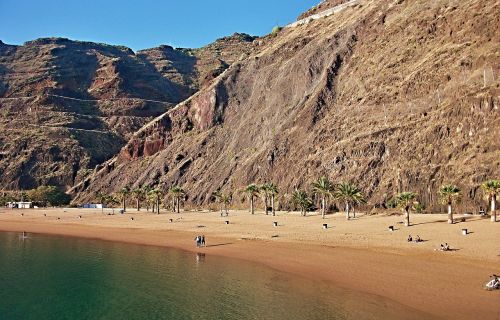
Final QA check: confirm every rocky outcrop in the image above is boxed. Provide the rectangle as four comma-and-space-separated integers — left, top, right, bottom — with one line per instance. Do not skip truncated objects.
0, 35, 256, 190
73, 0, 499, 212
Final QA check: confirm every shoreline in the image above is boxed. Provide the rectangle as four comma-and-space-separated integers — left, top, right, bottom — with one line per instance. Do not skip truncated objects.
0, 208, 499, 319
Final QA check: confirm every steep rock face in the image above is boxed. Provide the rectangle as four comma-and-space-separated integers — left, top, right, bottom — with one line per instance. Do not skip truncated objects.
0, 36, 255, 190
137, 33, 257, 94
73, 0, 499, 212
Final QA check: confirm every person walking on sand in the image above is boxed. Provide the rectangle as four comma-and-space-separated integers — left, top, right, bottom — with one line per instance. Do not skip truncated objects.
201, 235, 206, 247
195, 235, 200, 247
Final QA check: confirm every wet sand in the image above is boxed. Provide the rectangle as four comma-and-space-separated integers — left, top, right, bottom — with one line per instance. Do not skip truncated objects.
0, 207, 498, 319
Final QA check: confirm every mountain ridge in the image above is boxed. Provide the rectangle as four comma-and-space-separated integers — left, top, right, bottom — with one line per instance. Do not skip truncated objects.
72, 0, 499, 212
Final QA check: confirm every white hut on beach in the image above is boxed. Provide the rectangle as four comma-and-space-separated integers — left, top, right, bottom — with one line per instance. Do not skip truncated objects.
6, 201, 33, 209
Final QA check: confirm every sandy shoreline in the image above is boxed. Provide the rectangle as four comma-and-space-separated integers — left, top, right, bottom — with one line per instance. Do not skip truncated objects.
0, 208, 498, 319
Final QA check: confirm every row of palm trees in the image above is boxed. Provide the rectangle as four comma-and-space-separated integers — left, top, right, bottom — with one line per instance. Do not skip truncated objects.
241, 179, 365, 219
239, 180, 367, 219
243, 183, 279, 215
239, 178, 499, 226
96, 185, 186, 214
94, 179, 500, 226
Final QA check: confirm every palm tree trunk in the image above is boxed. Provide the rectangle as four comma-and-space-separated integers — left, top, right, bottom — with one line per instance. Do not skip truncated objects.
137, 199, 140, 211
491, 195, 497, 222
271, 195, 275, 216
176, 198, 180, 213
250, 197, 254, 214
353, 205, 356, 219
321, 196, 326, 219
123, 197, 126, 212
345, 202, 350, 220
264, 196, 268, 215
447, 202, 453, 224
404, 206, 410, 226
156, 196, 160, 214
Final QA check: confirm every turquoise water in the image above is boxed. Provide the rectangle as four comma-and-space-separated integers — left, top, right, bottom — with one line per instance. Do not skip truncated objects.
0, 232, 424, 320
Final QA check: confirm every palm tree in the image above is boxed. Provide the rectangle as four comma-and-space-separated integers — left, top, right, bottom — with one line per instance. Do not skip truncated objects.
292, 189, 313, 216
149, 189, 162, 214
260, 183, 278, 215
267, 183, 279, 216
244, 184, 260, 214
132, 187, 145, 211
213, 190, 232, 215
168, 186, 185, 213
142, 186, 152, 212
395, 192, 417, 227
481, 180, 500, 222
438, 184, 461, 224
260, 184, 271, 215
117, 186, 130, 212
334, 182, 365, 220
106, 195, 119, 211
312, 177, 334, 219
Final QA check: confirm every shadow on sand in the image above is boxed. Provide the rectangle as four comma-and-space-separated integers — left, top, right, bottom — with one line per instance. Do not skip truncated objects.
412, 219, 448, 226
205, 242, 233, 248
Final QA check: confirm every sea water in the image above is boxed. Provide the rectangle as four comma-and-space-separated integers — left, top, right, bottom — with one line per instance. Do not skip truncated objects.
0, 232, 430, 320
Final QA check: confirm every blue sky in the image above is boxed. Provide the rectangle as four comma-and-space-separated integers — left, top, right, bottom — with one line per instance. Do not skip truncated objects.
0, 0, 319, 51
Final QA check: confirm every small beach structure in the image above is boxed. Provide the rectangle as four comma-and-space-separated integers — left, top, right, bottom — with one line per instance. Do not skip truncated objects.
82, 203, 105, 209
7, 201, 33, 209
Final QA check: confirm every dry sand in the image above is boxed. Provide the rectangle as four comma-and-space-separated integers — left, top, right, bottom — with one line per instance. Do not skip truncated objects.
0, 207, 498, 319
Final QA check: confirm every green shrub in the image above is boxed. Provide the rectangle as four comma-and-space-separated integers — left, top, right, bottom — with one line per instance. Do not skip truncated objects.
385, 197, 398, 208
271, 26, 282, 35
413, 202, 426, 214
27, 186, 71, 207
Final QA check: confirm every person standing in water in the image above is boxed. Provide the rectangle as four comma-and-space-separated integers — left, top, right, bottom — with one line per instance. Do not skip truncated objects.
201, 235, 205, 247
194, 235, 200, 247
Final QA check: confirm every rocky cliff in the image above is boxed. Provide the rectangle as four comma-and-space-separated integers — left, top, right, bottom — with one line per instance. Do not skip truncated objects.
72, 0, 499, 212
0, 35, 256, 189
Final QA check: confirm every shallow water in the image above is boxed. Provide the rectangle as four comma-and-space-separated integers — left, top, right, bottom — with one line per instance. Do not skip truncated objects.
0, 231, 428, 320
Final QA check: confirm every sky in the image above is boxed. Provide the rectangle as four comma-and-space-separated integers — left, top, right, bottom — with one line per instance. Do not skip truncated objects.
0, 0, 319, 51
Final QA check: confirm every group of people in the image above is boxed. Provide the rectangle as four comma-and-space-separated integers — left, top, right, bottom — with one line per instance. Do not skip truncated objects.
407, 235, 422, 243
439, 243, 451, 251
195, 235, 206, 247
485, 275, 499, 290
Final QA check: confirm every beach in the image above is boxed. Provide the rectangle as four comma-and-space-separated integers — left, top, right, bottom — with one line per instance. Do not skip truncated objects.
0, 208, 498, 319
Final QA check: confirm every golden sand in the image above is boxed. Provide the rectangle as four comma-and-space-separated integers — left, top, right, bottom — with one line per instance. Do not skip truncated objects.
1, 207, 498, 319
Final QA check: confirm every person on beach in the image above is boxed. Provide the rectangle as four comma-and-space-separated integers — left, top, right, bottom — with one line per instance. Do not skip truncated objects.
407, 235, 412, 242
195, 235, 200, 247
201, 235, 205, 247
415, 235, 422, 243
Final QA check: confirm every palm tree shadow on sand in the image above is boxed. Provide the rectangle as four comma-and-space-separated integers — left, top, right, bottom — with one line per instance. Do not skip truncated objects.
204, 242, 233, 248
412, 219, 448, 226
